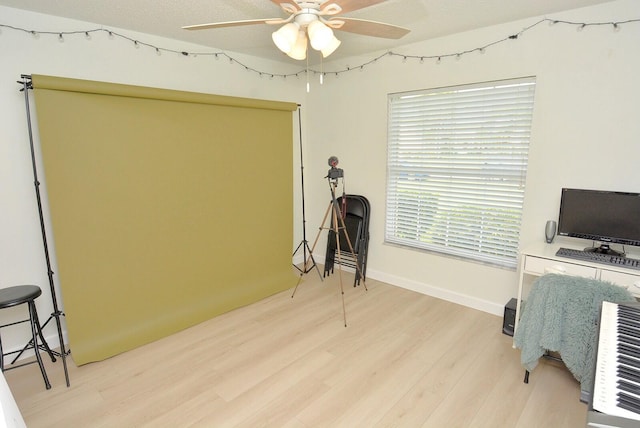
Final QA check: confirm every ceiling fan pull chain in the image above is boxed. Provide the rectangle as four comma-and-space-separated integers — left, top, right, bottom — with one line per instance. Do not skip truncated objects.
306, 55, 310, 92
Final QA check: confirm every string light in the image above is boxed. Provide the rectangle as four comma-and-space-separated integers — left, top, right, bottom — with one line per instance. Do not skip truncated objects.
0, 17, 638, 81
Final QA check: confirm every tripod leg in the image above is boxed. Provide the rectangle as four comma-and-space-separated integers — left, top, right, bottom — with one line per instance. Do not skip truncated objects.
291, 202, 332, 298
298, 202, 331, 282
331, 203, 347, 327
292, 239, 323, 280
303, 241, 323, 280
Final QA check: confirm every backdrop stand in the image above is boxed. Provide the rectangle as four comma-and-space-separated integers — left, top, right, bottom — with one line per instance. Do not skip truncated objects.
292, 104, 322, 280
19, 74, 71, 387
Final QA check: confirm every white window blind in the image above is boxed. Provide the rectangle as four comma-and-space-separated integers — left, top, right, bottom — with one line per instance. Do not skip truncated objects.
386, 77, 536, 268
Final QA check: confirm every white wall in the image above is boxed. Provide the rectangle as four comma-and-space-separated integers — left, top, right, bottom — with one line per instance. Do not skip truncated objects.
1, 0, 639, 358
0, 6, 305, 353
302, 0, 640, 314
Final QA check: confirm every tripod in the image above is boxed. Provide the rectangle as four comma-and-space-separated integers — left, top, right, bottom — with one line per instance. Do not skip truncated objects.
291, 174, 367, 327
291, 106, 323, 280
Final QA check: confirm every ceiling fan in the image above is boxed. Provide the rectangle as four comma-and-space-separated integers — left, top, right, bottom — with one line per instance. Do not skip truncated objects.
183, 0, 410, 60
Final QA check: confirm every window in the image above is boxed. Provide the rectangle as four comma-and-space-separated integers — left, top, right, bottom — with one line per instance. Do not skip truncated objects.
386, 77, 536, 268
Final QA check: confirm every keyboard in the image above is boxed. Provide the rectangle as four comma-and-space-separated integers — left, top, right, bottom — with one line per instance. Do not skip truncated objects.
590, 301, 640, 423
556, 247, 640, 271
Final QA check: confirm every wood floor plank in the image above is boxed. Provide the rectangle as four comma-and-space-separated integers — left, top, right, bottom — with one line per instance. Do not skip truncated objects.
3, 271, 588, 427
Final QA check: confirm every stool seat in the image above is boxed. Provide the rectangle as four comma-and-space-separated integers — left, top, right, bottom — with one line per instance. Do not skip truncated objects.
0, 285, 42, 309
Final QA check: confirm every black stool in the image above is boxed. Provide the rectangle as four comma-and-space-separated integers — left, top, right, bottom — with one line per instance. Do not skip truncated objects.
0, 285, 56, 389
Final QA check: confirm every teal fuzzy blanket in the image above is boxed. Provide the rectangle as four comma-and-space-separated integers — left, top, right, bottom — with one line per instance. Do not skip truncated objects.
513, 273, 635, 393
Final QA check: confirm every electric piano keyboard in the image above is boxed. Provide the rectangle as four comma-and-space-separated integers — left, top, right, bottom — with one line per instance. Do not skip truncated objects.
589, 301, 640, 426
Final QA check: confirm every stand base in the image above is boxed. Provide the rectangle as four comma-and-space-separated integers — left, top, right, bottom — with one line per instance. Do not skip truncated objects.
584, 244, 624, 257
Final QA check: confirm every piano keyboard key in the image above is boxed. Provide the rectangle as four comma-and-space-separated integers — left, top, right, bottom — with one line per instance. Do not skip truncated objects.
592, 301, 640, 422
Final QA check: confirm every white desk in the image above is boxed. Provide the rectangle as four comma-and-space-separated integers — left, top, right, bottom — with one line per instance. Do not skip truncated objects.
514, 242, 640, 335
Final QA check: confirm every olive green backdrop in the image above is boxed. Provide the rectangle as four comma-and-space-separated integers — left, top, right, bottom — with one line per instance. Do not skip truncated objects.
31, 75, 297, 365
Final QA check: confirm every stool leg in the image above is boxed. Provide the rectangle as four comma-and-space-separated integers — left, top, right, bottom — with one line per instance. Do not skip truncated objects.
32, 310, 56, 363
28, 302, 51, 390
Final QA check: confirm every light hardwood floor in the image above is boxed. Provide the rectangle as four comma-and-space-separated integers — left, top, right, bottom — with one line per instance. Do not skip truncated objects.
5, 270, 588, 427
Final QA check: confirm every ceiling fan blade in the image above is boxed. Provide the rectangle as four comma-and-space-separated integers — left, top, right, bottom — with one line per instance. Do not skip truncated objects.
271, 0, 301, 13
182, 18, 288, 31
327, 17, 410, 39
320, 0, 386, 14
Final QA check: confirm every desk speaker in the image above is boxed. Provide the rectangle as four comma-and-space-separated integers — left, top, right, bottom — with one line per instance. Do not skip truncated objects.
503, 298, 517, 336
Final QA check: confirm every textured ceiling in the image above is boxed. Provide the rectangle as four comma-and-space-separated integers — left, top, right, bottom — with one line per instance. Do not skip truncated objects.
0, 0, 615, 64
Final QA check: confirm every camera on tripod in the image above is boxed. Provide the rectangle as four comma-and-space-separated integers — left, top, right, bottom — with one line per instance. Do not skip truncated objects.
327, 156, 344, 180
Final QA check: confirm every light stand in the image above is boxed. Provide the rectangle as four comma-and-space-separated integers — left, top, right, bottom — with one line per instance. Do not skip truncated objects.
291, 105, 323, 280
291, 164, 367, 327
19, 74, 71, 387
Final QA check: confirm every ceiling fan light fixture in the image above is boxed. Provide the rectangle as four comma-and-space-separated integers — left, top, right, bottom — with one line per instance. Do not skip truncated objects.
287, 31, 307, 60
185, 0, 411, 62
307, 20, 334, 51
272, 22, 300, 54
321, 35, 341, 58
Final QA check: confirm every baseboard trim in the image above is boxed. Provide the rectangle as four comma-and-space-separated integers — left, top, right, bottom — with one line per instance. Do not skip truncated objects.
294, 253, 503, 317
368, 269, 504, 316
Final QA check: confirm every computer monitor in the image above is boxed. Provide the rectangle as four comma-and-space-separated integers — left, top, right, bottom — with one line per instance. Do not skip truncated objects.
557, 188, 640, 254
